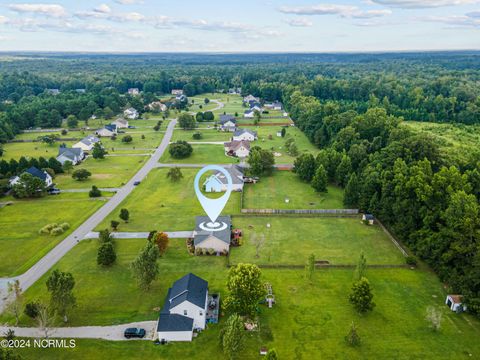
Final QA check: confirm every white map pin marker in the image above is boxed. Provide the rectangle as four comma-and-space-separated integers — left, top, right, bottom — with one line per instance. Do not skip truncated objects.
194, 165, 233, 225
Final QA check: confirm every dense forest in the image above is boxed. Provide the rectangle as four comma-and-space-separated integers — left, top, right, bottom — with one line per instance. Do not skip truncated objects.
1, 52, 480, 314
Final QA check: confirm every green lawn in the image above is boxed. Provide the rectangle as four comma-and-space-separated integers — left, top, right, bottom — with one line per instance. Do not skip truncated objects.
230, 216, 405, 265
244, 170, 344, 209
100, 132, 164, 150
55, 156, 148, 189
160, 144, 236, 164
171, 129, 231, 142
11, 246, 480, 360
96, 168, 242, 231
0, 193, 107, 276
253, 126, 318, 163
1, 140, 77, 160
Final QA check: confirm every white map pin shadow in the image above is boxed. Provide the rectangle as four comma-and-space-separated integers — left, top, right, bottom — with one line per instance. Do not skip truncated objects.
194, 165, 233, 224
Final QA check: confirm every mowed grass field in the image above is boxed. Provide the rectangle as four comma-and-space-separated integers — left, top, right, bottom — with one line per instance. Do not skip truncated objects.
230, 216, 405, 265
55, 156, 148, 189
243, 170, 344, 209
9, 236, 480, 359
403, 121, 480, 165
96, 168, 242, 231
0, 193, 107, 276
171, 129, 231, 142
160, 144, 236, 164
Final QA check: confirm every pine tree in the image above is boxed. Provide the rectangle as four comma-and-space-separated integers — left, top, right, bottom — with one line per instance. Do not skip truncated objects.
345, 321, 361, 346
97, 242, 116, 266
349, 277, 375, 313
344, 172, 360, 207
311, 165, 328, 192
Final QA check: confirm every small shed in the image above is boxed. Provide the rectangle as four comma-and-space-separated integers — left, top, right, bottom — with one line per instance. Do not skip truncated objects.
362, 214, 375, 225
445, 295, 467, 312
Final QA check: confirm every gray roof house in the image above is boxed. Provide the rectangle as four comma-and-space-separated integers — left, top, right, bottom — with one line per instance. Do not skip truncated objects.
204, 165, 245, 192
219, 115, 236, 132
157, 273, 209, 342
73, 135, 99, 152
232, 129, 257, 141
194, 215, 231, 254
10, 166, 53, 188
56, 146, 84, 165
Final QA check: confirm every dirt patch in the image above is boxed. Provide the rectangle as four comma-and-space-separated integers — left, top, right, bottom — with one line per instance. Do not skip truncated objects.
92, 174, 114, 179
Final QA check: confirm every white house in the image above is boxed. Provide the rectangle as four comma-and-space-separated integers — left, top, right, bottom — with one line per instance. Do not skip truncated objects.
148, 101, 167, 112
95, 124, 117, 137
219, 115, 237, 132
157, 273, 209, 342
243, 94, 259, 103
171, 89, 184, 95
10, 166, 53, 188
224, 140, 250, 158
244, 109, 255, 118
203, 165, 245, 193
124, 107, 139, 120
56, 146, 84, 165
250, 104, 262, 112
128, 88, 140, 96
194, 216, 231, 254
73, 135, 100, 152
204, 175, 223, 192
111, 118, 129, 129
446, 295, 467, 312
232, 129, 257, 142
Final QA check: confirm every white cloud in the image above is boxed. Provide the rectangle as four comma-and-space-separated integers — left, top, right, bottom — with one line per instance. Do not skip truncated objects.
421, 14, 480, 26
115, 0, 144, 4
8, 3, 68, 18
368, 0, 480, 8
109, 12, 146, 22
285, 18, 313, 27
0, 15, 9, 24
278, 4, 392, 18
94, 4, 111, 14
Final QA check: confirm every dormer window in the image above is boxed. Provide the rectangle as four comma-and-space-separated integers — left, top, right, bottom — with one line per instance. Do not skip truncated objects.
184, 310, 188, 316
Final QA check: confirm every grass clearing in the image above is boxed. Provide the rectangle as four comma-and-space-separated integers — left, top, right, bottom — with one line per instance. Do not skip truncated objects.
96, 168, 241, 231
0, 193, 107, 276
244, 170, 344, 209
55, 156, 148, 189
230, 216, 405, 265
171, 129, 231, 142
160, 144, 236, 164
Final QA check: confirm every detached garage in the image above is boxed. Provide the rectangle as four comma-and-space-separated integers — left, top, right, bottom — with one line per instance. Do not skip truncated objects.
157, 314, 194, 342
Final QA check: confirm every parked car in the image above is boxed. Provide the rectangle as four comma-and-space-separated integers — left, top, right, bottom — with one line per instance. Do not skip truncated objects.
47, 188, 61, 195
133, 181, 141, 186
124, 328, 146, 339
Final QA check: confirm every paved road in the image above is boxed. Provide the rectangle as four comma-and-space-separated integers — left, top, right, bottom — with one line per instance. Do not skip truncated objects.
0, 119, 177, 312
84, 231, 194, 239
0, 321, 157, 341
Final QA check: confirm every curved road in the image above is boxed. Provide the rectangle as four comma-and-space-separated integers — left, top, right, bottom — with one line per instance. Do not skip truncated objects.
0, 119, 177, 311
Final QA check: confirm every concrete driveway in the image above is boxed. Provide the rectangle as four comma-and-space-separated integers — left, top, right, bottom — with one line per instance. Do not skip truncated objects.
0, 321, 157, 341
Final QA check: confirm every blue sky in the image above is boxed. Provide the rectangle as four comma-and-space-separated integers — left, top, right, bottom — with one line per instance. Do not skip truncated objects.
0, 0, 479, 52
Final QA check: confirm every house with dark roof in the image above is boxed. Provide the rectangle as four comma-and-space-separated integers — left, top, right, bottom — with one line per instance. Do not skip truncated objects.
244, 109, 255, 118
73, 135, 99, 152
96, 124, 117, 137
232, 129, 257, 142
194, 216, 231, 254
10, 166, 53, 188
362, 214, 375, 225
224, 140, 251, 158
219, 115, 237, 132
56, 146, 85, 165
265, 101, 283, 110
157, 273, 209, 342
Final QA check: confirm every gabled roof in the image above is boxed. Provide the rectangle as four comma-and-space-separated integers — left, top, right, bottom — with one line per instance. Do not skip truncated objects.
104, 124, 116, 132
203, 175, 223, 187
58, 147, 82, 160
113, 118, 128, 125
224, 140, 251, 152
364, 214, 375, 220
124, 107, 137, 113
220, 114, 235, 124
194, 216, 231, 246
219, 114, 236, 124
157, 314, 194, 332
25, 167, 48, 181
79, 135, 99, 146
244, 109, 254, 115
165, 273, 208, 310
233, 129, 257, 137
214, 165, 244, 186
448, 295, 463, 304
